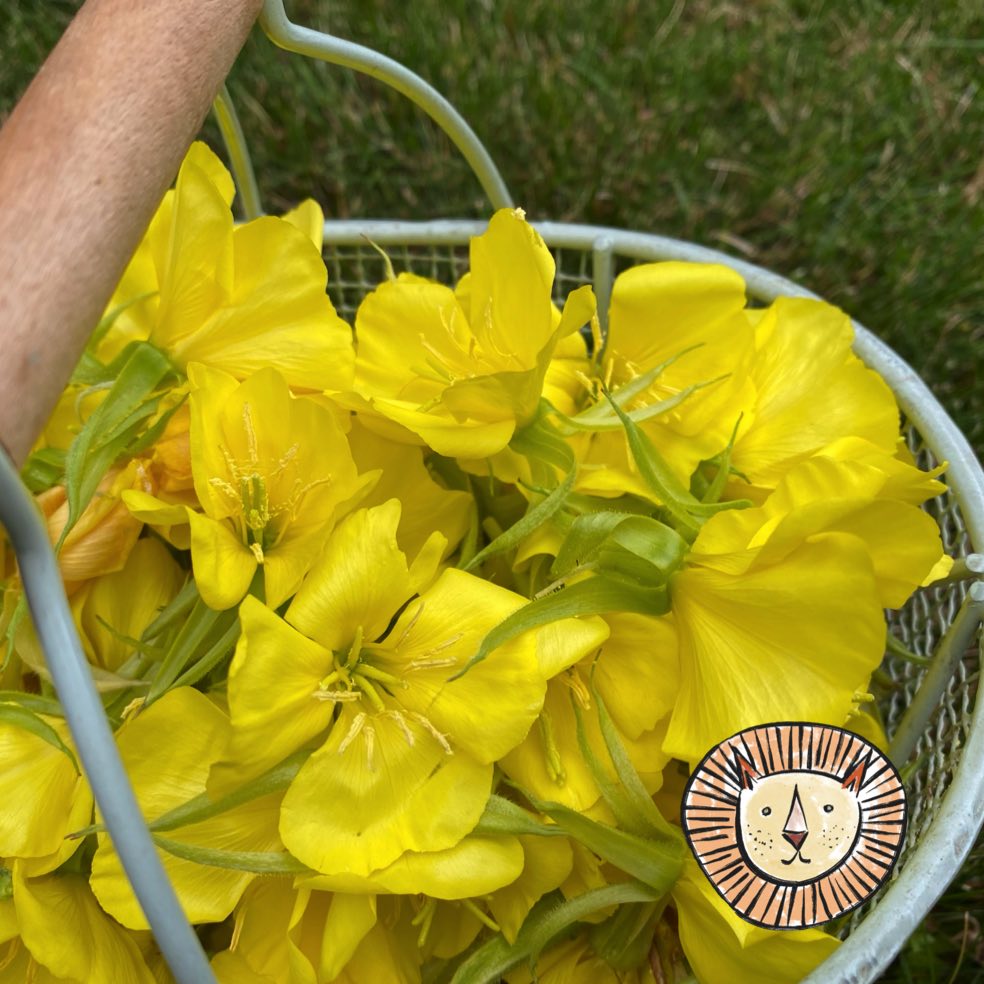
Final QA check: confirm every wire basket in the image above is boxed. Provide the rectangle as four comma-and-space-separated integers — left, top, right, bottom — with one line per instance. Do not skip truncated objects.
3, 2, 982, 982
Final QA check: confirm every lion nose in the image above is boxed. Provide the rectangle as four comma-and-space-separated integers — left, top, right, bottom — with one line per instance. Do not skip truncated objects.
783, 830, 808, 851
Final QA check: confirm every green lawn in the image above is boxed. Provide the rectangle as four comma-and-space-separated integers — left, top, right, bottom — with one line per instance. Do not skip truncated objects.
2, 1, 983, 980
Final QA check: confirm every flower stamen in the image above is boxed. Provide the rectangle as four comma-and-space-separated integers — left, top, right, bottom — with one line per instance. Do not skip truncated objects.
407, 711, 452, 755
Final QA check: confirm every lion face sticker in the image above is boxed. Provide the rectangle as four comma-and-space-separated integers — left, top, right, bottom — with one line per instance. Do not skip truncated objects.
682, 723, 906, 929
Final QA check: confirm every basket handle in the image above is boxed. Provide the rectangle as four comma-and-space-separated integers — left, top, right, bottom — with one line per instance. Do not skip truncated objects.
230, 0, 514, 214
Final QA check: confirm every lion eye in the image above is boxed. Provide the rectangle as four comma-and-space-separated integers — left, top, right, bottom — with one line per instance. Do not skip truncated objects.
761, 807, 771, 816
823, 804, 834, 813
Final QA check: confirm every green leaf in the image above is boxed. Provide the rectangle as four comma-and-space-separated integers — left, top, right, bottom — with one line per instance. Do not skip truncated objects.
472, 794, 566, 839
550, 511, 634, 579
0, 704, 79, 773
169, 617, 240, 691
590, 687, 684, 846
515, 785, 684, 895
589, 900, 662, 971
463, 421, 576, 573
20, 447, 66, 494
602, 387, 751, 537
150, 748, 311, 833
146, 597, 238, 705
570, 698, 654, 839
61, 343, 176, 542
152, 836, 312, 875
449, 883, 662, 984
453, 574, 667, 678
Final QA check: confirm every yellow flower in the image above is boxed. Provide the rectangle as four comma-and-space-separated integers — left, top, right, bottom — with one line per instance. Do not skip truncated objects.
671, 859, 839, 984
348, 208, 596, 457
0, 865, 155, 983
125, 364, 372, 610
37, 460, 152, 595
657, 430, 949, 763
0, 717, 91, 876
209, 500, 580, 881
346, 420, 472, 561
90, 687, 282, 930
728, 297, 899, 497
575, 261, 756, 498
104, 141, 353, 391
73, 538, 184, 675
499, 613, 672, 813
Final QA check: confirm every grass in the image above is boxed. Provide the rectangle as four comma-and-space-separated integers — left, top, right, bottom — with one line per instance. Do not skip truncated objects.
2, 0, 983, 979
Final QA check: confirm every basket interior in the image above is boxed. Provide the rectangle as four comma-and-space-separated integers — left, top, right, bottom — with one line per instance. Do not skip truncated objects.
322, 235, 981, 943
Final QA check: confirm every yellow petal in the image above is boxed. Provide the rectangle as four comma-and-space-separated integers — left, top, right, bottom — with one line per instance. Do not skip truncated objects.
78, 538, 184, 672
280, 704, 493, 876
319, 894, 377, 981
285, 501, 413, 652
300, 836, 525, 900
91, 688, 281, 929
282, 199, 324, 252
0, 718, 91, 874
209, 595, 335, 795
14, 867, 155, 983
467, 208, 556, 365
488, 834, 574, 943
672, 860, 839, 984
384, 568, 547, 764
732, 298, 899, 488
347, 422, 472, 560
665, 533, 886, 763
186, 509, 256, 611
176, 217, 353, 390
593, 612, 679, 739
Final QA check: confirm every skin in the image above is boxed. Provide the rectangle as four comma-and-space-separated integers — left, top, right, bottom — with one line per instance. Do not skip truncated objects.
0, 0, 265, 465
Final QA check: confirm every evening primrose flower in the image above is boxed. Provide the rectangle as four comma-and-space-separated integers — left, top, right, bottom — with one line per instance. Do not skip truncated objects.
0, 717, 91, 876
575, 261, 756, 498
102, 141, 353, 391
347, 208, 596, 457
125, 364, 371, 610
90, 687, 282, 930
727, 296, 899, 498
500, 613, 674, 812
73, 538, 184, 675
662, 442, 948, 763
209, 499, 569, 878
671, 859, 839, 984
0, 865, 155, 983
37, 460, 152, 595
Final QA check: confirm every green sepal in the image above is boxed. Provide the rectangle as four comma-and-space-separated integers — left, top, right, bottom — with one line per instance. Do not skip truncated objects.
464, 420, 576, 573
0, 867, 11, 901
588, 899, 662, 971
453, 574, 667, 678
60, 342, 177, 545
512, 784, 684, 896
151, 836, 312, 875
449, 883, 661, 984
472, 794, 566, 839
0, 703, 79, 773
603, 387, 751, 539
590, 686, 683, 846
